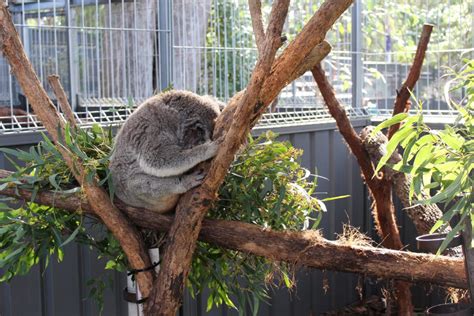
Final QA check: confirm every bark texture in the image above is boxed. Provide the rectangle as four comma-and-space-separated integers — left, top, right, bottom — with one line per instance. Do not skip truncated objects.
0, 170, 467, 290
249, 0, 266, 54
0, 3, 153, 299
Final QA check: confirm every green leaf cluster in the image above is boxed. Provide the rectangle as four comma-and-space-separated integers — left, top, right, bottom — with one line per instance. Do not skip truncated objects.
188, 132, 324, 314
375, 58, 474, 254
0, 202, 81, 282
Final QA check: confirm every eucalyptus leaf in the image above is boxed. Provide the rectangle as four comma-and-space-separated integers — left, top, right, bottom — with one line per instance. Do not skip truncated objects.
371, 114, 409, 135
375, 127, 416, 173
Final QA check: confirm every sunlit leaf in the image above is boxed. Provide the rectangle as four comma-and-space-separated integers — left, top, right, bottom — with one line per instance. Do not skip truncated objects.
371, 113, 409, 135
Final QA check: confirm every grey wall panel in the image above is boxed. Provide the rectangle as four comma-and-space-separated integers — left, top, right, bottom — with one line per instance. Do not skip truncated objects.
47, 244, 82, 316
8, 265, 44, 316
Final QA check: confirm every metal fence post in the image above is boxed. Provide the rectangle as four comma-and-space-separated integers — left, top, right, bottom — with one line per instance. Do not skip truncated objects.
158, 0, 172, 91
351, 0, 362, 109
65, 0, 76, 110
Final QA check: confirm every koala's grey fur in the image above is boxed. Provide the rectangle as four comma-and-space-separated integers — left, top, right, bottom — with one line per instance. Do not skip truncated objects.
109, 90, 222, 213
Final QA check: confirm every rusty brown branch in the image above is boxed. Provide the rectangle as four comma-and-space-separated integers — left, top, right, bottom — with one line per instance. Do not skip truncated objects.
311, 63, 413, 313
387, 24, 433, 140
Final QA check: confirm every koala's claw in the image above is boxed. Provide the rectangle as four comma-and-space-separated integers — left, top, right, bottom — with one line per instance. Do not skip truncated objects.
184, 168, 207, 189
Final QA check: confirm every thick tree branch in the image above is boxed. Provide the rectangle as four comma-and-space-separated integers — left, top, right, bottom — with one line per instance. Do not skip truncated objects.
387, 24, 433, 139
147, 1, 291, 314
152, 2, 352, 313
0, 174, 467, 290
0, 3, 153, 299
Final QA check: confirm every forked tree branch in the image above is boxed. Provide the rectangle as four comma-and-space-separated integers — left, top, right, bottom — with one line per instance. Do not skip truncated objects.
312, 24, 435, 315
147, 1, 291, 314
149, 1, 354, 314
0, 170, 467, 290
0, 3, 154, 299
312, 62, 414, 315
216, 0, 354, 133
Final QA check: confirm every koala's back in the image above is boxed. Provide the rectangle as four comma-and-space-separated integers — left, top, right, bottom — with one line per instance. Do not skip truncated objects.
110, 90, 221, 212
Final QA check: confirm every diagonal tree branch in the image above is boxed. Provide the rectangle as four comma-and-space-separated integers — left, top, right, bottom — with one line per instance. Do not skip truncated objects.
387, 24, 433, 140
147, 1, 291, 314
0, 169, 467, 290
149, 1, 354, 314
47, 75, 77, 128
0, 3, 153, 299
215, 0, 354, 134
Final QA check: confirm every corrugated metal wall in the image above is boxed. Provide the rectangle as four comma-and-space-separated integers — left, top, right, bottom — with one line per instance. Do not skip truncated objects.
0, 119, 442, 316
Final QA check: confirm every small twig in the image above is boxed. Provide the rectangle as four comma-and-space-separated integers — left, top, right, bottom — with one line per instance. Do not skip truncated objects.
249, 0, 266, 55
47, 74, 77, 128
387, 24, 433, 139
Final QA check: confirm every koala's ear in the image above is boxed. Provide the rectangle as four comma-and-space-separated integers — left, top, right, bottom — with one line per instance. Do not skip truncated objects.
217, 101, 226, 112
202, 94, 226, 113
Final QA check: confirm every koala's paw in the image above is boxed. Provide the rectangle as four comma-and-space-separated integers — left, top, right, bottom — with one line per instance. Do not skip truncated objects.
182, 168, 207, 189
204, 140, 221, 158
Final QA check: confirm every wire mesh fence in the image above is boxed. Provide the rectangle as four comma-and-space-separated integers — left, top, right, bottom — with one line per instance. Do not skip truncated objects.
0, 0, 472, 134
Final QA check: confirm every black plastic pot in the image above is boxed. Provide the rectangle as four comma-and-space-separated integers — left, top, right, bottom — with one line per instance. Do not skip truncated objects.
425, 303, 472, 315
416, 233, 462, 254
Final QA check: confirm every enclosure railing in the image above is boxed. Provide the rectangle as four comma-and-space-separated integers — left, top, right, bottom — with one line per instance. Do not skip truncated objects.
0, 0, 472, 134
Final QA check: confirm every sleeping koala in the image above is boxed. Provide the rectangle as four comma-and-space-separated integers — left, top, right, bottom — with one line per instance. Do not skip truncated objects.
109, 90, 222, 213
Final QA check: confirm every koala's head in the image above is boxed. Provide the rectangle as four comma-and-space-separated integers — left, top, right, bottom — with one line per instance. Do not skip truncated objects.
161, 90, 224, 146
